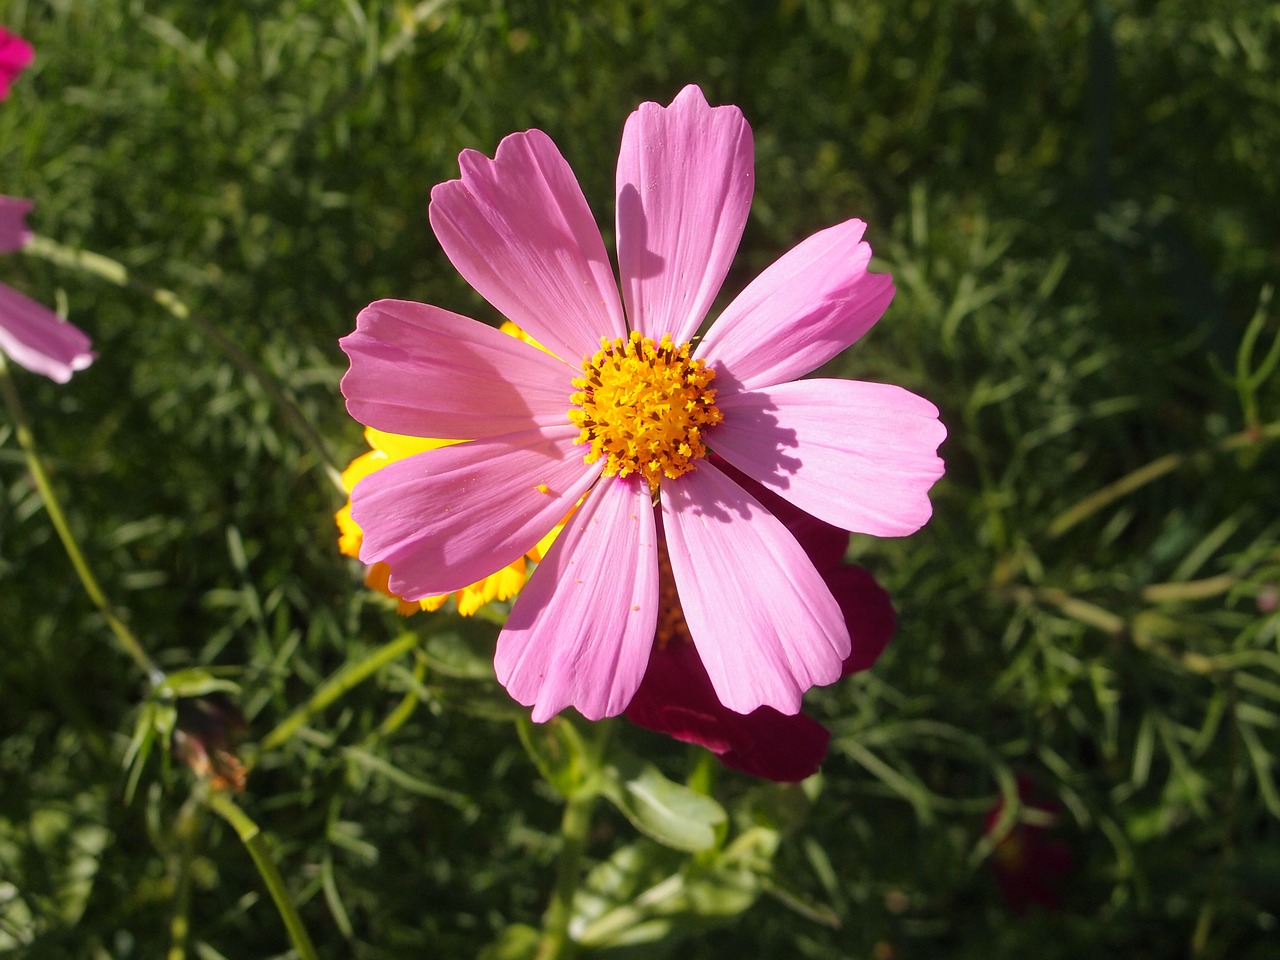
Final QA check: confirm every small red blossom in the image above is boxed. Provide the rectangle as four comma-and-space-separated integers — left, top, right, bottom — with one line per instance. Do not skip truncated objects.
984, 777, 1074, 914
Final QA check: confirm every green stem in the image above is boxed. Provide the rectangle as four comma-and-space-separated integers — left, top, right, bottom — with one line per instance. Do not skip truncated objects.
367, 652, 429, 744
535, 790, 597, 960
1009, 585, 1125, 636
20, 235, 344, 492
1191, 678, 1241, 957
0, 356, 160, 681
1045, 420, 1280, 540
255, 631, 419, 757
535, 723, 612, 960
166, 797, 202, 960
206, 791, 320, 960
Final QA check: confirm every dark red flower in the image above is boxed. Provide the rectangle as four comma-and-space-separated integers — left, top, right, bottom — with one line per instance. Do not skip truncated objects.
624, 457, 896, 781
984, 777, 1074, 914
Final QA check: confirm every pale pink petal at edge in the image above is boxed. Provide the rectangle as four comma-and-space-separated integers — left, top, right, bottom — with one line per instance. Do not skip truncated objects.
696, 219, 895, 390
712, 379, 946, 537
661, 460, 849, 716
0, 283, 94, 383
352, 424, 598, 598
429, 129, 626, 361
497, 476, 659, 722
616, 84, 754, 344
0, 196, 34, 253
340, 299, 575, 440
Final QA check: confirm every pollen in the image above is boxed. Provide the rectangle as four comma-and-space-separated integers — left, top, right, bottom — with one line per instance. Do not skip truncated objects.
567, 331, 722, 490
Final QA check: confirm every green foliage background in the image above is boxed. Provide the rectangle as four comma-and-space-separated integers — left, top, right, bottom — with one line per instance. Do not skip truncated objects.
2, 0, 1278, 957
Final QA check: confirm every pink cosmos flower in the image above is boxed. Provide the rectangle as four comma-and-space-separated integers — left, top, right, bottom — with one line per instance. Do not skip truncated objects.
625, 459, 896, 781
0, 196, 95, 382
341, 85, 945, 722
0, 27, 34, 100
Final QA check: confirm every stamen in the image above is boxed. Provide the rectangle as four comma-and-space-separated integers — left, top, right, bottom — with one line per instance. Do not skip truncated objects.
567, 332, 722, 490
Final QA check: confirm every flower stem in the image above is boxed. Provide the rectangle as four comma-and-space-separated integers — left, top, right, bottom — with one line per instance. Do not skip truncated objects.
205, 790, 320, 960
0, 355, 160, 682
535, 790, 596, 960
535, 723, 612, 960
1045, 420, 1280, 540
254, 631, 419, 758
165, 797, 202, 960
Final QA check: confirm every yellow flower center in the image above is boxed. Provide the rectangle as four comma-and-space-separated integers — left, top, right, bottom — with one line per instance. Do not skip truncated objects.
568, 332, 722, 490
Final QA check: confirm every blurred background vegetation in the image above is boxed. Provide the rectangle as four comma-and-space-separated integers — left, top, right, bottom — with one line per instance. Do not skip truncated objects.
2, 0, 1278, 957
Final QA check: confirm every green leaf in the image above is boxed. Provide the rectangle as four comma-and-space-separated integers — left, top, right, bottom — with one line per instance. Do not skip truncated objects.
478, 923, 540, 960
159, 668, 241, 700
122, 704, 159, 804
600, 755, 726, 853
123, 701, 178, 803
572, 837, 767, 950
342, 747, 477, 816
675, 865, 760, 922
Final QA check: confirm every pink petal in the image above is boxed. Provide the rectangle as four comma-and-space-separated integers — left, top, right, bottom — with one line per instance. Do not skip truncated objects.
351, 424, 598, 598
0, 196, 33, 253
626, 636, 832, 782
496, 476, 658, 722
697, 219, 895, 390
709, 453, 849, 574
0, 282, 94, 383
616, 85, 754, 344
0, 29, 34, 100
712, 379, 945, 537
339, 299, 574, 439
429, 129, 626, 361
661, 460, 849, 716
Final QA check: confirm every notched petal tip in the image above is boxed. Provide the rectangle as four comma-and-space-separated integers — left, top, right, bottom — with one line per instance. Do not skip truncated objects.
617, 81, 755, 345
713, 379, 947, 539
428, 126, 626, 358
663, 82, 745, 124
671, 83, 710, 105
